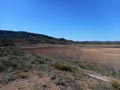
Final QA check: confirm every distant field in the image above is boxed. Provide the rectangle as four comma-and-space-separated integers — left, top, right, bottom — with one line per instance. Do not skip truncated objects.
23, 44, 120, 71
78, 44, 120, 48
80, 47, 120, 70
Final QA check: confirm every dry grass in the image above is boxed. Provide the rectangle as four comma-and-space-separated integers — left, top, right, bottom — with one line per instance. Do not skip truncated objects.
24, 45, 120, 71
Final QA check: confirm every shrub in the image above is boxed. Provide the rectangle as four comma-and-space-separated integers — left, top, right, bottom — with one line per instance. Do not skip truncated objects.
35, 55, 50, 65
2, 72, 16, 84
53, 61, 78, 72
19, 71, 28, 78
111, 80, 120, 90
36, 58, 46, 64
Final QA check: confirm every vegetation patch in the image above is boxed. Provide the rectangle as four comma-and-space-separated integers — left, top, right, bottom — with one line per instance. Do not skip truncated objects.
111, 80, 120, 90
53, 60, 78, 72
19, 71, 28, 78
0, 47, 34, 83
35, 56, 49, 64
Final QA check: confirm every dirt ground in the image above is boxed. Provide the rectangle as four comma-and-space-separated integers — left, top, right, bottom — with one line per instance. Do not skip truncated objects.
0, 70, 59, 90
80, 47, 120, 70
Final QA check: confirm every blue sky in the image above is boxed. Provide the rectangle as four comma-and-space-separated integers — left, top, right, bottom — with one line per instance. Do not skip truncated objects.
0, 0, 120, 41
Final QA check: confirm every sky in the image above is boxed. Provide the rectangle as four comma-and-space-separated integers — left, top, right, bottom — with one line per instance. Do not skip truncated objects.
0, 0, 120, 41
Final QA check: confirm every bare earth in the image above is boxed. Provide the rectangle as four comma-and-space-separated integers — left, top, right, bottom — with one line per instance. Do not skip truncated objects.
80, 47, 120, 70
0, 70, 59, 90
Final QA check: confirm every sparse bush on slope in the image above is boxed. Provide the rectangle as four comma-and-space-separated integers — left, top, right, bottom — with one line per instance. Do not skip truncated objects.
0, 46, 35, 83
0, 47, 32, 72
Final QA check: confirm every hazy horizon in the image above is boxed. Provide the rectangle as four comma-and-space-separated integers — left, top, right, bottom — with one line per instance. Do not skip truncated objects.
0, 0, 120, 41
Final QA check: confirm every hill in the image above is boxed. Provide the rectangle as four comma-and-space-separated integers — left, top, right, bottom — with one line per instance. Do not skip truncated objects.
0, 30, 73, 45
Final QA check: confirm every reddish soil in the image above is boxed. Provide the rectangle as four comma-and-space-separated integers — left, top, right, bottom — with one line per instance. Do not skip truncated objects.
80, 48, 120, 69
0, 70, 59, 90
23, 45, 120, 70
23, 46, 82, 60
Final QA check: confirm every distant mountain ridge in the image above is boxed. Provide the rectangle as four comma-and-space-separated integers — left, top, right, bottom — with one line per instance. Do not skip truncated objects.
0, 30, 120, 46
0, 30, 73, 45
